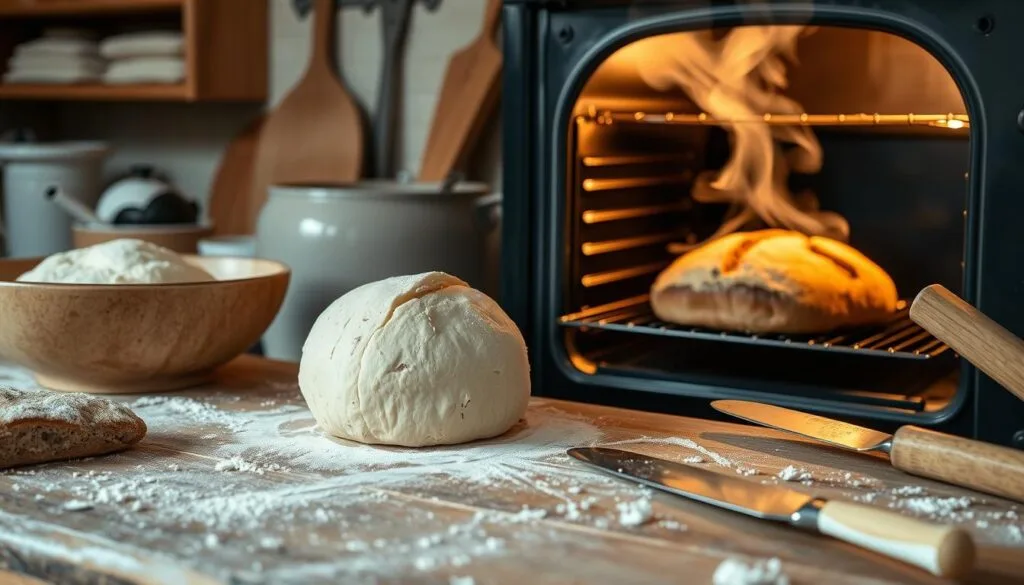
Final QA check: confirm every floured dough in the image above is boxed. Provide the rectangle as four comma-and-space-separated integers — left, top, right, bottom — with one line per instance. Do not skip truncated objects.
298, 272, 531, 447
17, 238, 214, 284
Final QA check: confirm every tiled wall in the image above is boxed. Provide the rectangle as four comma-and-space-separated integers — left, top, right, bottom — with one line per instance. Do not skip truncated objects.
55, 0, 502, 215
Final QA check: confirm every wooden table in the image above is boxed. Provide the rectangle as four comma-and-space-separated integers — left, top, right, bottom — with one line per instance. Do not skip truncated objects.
0, 356, 1022, 585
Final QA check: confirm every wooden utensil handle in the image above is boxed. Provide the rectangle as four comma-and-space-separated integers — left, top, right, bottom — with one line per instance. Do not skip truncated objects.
817, 500, 974, 578
309, 0, 337, 72
482, 0, 503, 38
890, 425, 1024, 503
910, 284, 1024, 403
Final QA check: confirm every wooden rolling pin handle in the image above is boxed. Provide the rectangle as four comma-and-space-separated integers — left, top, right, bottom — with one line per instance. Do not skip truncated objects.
890, 426, 1024, 504
817, 500, 975, 578
910, 284, 1024, 403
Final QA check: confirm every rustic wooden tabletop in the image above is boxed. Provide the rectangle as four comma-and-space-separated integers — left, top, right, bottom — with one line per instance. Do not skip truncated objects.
0, 356, 1021, 585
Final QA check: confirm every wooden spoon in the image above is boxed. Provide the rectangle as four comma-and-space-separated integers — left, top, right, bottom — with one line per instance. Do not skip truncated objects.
250, 0, 365, 215
910, 284, 1024, 403
418, 0, 502, 182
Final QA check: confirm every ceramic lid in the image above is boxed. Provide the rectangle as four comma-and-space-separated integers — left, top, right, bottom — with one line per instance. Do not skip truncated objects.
0, 141, 109, 162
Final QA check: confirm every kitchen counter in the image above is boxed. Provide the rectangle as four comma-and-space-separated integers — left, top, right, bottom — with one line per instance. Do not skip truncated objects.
0, 356, 1021, 585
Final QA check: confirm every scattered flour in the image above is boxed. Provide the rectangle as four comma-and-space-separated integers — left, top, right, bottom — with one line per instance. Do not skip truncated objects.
132, 396, 249, 432
658, 519, 686, 531
892, 496, 975, 517
776, 466, 812, 482
604, 436, 736, 468
214, 455, 288, 475
616, 497, 653, 527
61, 500, 93, 512
890, 485, 927, 497
713, 557, 789, 585
683, 455, 705, 464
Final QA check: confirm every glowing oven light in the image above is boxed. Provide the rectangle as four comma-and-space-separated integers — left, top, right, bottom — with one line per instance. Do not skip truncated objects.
946, 119, 966, 129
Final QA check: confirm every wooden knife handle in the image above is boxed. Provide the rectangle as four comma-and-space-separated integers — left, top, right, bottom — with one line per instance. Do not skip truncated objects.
910, 284, 1024, 403
890, 425, 1024, 503
817, 500, 974, 578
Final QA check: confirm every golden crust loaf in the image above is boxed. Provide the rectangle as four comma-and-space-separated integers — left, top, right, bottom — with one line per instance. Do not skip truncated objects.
650, 229, 899, 334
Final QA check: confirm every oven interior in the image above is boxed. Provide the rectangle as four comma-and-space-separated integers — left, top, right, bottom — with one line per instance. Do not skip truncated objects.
558, 26, 970, 420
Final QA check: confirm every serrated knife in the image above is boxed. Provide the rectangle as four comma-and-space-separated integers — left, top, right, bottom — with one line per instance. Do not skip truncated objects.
711, 400, 1024, 504
567, 447, 974, 577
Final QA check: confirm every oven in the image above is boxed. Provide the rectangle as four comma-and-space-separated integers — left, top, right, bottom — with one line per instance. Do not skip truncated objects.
499, 0, 1024, 448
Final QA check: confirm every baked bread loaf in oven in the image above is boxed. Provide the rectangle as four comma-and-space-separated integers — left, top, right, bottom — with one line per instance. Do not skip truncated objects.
650, 229, 898, 334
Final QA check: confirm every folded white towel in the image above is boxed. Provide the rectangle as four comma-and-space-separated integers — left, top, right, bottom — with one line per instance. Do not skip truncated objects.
8, 53, 106, 74
14, 37, 99, 58
100, 32, 184, 59
3, 68, 100, 84
103, 56, 184, 84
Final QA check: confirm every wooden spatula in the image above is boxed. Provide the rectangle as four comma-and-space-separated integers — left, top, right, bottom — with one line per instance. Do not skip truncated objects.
418, 0, 502, 182
251, 0, 365, 212
910, 284, 1024, 403
208, 114, 266, 235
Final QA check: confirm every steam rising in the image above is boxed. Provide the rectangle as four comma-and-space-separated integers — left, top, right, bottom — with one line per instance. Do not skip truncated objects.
637, 27, 849, 244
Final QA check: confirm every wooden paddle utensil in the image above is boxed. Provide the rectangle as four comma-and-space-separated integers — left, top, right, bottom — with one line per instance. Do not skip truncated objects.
910, 283, 1024, 403
250, 0, 365, 216
208, 114, 266, 235
418, 0, 503, 182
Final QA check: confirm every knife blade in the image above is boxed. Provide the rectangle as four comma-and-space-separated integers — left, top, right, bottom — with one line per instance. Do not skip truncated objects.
568, 447, 974, 578
711, 400, 1024, 503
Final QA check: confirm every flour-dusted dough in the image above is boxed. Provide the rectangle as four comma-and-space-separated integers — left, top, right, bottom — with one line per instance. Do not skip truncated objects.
17, 238, 214, 284
651, 229, 898, 334
298, 272, 531, 447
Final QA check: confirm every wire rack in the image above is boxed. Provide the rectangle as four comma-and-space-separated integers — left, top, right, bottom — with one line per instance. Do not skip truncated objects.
576, 107, 970, 129
559, 295, 950, 360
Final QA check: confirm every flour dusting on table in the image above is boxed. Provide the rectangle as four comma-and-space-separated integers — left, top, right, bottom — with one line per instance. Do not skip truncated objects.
2, 360, 1023, 584
713, 557, 789, 585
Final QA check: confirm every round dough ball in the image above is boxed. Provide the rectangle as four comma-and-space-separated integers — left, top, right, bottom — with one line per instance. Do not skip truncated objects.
17, 238, 214, 285
298, 272, 531, 447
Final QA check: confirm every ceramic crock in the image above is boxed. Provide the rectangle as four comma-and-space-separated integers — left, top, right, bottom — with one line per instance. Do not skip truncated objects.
0, 141, 108, 258
255, 181, 500, 362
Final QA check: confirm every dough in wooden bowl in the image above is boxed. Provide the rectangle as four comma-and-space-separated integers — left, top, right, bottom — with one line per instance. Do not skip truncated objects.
0, 386, 147, 469
650, 229, 898, 334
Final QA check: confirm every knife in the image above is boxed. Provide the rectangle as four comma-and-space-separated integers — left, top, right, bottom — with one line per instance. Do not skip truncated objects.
711, 400, 1024, 503
567, 446, 974, 578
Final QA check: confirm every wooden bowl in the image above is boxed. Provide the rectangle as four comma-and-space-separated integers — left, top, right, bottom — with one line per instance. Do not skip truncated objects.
72, 223, 214, 254
0, 256, 290, 393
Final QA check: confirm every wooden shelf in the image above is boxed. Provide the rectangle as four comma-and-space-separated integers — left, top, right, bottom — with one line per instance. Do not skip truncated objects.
0, 82, 189, 101
0, 0, 267, 102
0, 0, 182, 17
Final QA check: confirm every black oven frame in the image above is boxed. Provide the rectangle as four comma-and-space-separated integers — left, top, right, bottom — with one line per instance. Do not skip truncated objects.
500, 0, 1024, 448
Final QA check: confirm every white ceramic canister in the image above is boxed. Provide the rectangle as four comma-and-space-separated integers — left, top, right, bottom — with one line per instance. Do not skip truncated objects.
0, 141, 109, 258
255, 181, 501, 362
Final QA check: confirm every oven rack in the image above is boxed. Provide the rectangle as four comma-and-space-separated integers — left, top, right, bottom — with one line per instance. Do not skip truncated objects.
577, 107, 970, 129
559, 295, 950, 360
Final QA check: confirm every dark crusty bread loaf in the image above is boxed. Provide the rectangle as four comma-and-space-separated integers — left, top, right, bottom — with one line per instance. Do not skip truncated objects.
0, 386, 147, 469
650, 229, 899, 334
